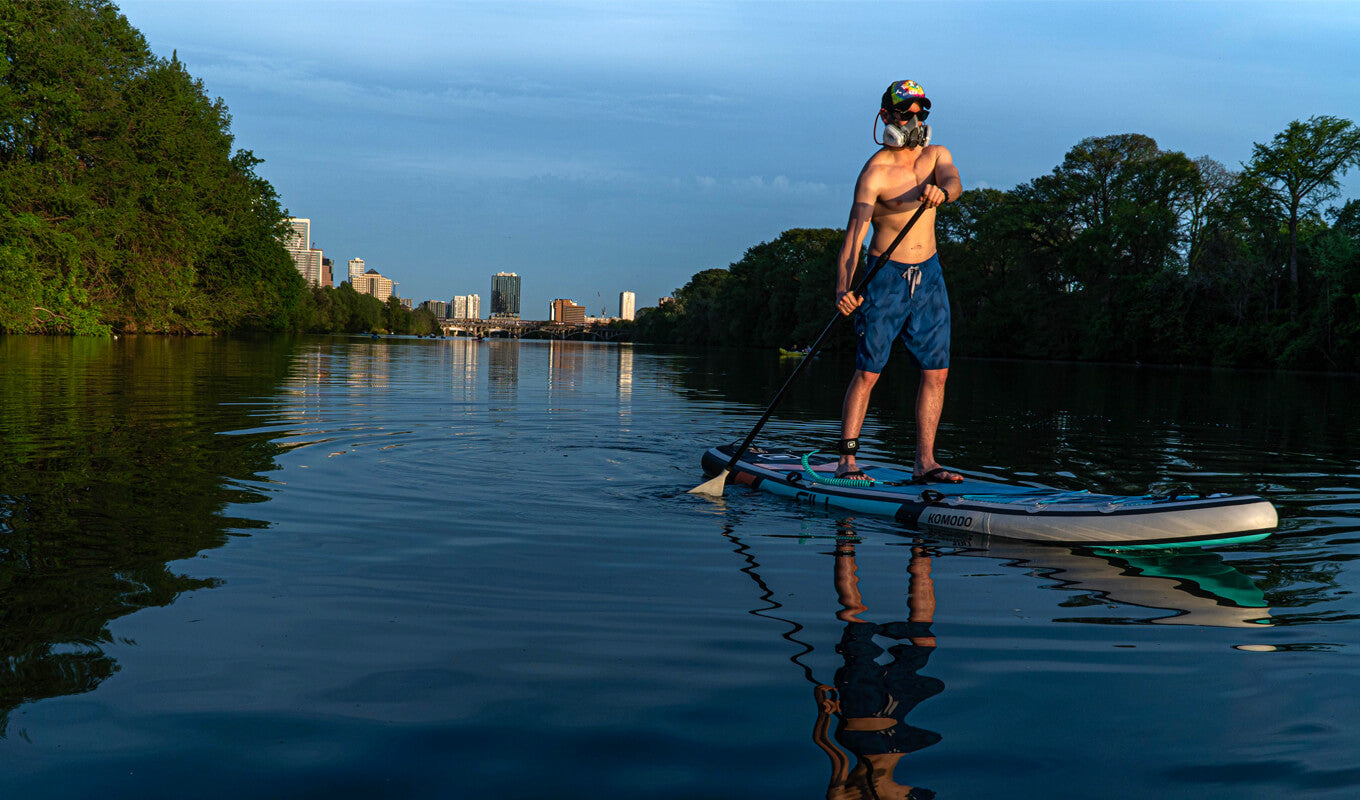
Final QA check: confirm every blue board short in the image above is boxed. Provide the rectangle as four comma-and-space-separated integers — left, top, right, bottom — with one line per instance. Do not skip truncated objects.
854, 252, 950, 373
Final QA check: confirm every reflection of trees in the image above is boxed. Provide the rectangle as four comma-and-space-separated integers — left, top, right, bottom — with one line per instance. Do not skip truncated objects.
0, 336, 294, 735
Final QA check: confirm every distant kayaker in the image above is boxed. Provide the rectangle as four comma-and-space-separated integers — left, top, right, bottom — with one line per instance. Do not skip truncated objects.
833, 80, 963, 484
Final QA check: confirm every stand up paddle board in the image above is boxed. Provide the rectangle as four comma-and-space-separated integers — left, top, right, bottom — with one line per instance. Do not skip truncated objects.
700, 444, 1278, 549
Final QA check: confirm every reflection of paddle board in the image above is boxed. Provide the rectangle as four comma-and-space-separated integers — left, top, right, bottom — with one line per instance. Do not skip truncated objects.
931, 532, 1271, 626
700, 445, 1277, 549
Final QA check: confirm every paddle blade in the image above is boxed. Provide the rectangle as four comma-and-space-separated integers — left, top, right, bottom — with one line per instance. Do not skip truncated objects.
688, 469, 730, 496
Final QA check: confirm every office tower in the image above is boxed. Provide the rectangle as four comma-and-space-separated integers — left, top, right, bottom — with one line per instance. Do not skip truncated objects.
283, 217, 325, 287
322, 257, 334, 289
551, 299, 586, 325
284, 218, 309, 260
453, 295, 468, 319
357, 268, 395, 301
491, 272, 521, 318
619, 291, 636, 321
348, 258, 366, 286
399, 298, 412, 310
467, 294, 481, 319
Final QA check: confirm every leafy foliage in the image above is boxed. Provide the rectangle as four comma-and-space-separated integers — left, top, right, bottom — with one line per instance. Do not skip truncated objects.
0, 0, 307, 334
639, 124, 1360, 370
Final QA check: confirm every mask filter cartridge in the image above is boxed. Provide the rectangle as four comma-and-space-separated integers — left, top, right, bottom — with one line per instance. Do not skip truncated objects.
883, 122, 931, 149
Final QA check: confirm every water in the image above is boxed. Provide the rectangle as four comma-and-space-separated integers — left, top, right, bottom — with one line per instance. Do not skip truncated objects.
1, 334, 1358, 799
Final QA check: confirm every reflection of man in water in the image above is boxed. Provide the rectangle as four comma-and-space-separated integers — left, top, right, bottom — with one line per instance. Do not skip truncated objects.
813, 543, 943, 800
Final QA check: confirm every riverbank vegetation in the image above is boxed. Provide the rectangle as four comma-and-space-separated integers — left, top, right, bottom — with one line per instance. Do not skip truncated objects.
0, 0, 311, 334
0, 0, 438, 337
639, 123, 1360, 371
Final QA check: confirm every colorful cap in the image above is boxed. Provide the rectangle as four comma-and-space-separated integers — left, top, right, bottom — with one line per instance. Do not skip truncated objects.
882, 79, 931, 112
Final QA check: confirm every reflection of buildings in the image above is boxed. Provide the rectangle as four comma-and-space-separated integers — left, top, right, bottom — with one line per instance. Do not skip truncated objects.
617, 345, 633, 406
491, 272, 521, 319
281, 344, 333, 421
547, 340, 585, 398
619, 291, 635, 321
448, 337, 479, 402
345, 338, 392, 389
487, 339, 519, 405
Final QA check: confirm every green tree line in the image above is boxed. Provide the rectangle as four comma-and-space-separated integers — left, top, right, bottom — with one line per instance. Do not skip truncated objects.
0, 0, 437, 336
0, 0, 312, 334
639, 121, 1360, 371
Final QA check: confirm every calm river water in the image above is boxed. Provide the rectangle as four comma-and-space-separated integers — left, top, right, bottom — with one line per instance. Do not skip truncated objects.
2, 334, 1358, 799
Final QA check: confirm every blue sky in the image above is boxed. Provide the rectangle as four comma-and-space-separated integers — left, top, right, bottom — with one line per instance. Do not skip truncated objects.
119, 1, 1360, 319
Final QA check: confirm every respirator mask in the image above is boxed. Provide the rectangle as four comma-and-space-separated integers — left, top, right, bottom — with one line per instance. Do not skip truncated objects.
876, 79, 932, 149
878, 109, 931, 149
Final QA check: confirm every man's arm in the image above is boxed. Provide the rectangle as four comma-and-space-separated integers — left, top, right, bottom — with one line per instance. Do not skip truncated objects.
927, 146, 962, 207
835, 170, 878, 316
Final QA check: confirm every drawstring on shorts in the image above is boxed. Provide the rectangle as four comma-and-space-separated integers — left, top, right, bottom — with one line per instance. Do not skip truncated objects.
901, 265, 922, 297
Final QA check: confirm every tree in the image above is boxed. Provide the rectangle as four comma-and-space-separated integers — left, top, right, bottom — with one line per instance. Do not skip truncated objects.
1182, 157, 1237, 273
1242, 116, 1360, 307
0, 0, 306, 334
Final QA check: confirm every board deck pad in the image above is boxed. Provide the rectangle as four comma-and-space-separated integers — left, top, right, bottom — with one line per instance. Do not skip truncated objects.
701, 445, 1278, 549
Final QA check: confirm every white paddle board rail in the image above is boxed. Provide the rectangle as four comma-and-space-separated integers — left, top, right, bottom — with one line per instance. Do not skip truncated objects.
700, 445, 1278, 549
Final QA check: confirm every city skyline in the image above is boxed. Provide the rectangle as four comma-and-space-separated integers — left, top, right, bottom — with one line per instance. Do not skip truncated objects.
297, 223, 632, 321
121, 1, 1360, 321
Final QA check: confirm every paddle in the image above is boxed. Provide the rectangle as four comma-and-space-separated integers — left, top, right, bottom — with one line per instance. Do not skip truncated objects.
689, 200, 931, 496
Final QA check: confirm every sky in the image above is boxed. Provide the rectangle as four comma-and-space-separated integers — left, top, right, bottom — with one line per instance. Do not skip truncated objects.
117, 0, 1360, 319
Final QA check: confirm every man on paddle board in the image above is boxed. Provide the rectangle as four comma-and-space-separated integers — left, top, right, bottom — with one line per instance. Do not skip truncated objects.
834, 80, 963, 484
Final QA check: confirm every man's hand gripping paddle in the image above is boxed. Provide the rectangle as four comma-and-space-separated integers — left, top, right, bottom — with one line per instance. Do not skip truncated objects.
689, 201, 931, 496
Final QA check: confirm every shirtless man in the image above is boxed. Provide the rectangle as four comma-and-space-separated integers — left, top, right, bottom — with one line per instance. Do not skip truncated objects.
834, 80, 963, 484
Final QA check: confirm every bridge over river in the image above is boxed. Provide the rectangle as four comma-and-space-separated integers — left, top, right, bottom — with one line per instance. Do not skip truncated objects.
438, 318, 632, 342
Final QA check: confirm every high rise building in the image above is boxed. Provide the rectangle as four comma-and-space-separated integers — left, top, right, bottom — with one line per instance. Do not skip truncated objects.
451, 294, 482, 320
551, 299, 585, 325
284, 217, 326, 287
356, 268, 395, 301
619, 291, 636, 321
491, 272, 521, 319
321, 257, 334, 289
348, 258, 366, 286
422, 300, 448, 318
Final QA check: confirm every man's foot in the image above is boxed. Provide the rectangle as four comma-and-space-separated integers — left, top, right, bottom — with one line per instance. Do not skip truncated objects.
835, 468, 874, 483
835, 458, 875, 483
912, 466, 962, 484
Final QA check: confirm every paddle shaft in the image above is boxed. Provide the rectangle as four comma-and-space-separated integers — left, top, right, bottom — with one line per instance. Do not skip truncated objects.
715, 202, 931, 477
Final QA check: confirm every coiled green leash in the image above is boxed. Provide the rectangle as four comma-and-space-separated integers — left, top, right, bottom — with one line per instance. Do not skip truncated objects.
801, 451, 878, 487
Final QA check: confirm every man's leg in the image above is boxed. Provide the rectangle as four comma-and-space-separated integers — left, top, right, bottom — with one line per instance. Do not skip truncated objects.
914, 368, 960, 480
837, 369, 879, 479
